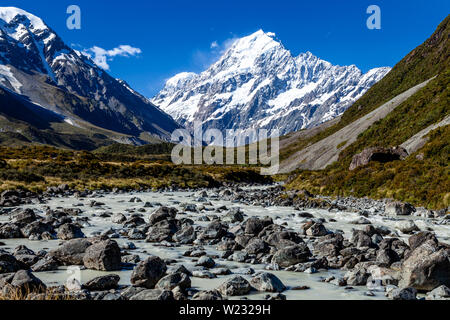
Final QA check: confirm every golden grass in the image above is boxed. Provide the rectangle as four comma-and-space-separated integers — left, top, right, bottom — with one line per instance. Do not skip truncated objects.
0, 286, 76, 301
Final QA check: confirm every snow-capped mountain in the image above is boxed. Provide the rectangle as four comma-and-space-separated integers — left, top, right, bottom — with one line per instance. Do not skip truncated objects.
153, 30, 391, 138
0, 7, 179, 142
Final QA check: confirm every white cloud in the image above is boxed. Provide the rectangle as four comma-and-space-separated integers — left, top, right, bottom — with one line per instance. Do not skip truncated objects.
210, 41, 219, 49
82, 45, 142, 70
193, 35, 238, 69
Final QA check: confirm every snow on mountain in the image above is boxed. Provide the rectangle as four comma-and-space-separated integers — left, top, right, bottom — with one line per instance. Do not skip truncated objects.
0, 6, 179, 140
153, 30, 391, 138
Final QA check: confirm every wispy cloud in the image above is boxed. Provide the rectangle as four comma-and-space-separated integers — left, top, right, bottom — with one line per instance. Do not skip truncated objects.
82, 45, 142, 70
193, 35, 238, 69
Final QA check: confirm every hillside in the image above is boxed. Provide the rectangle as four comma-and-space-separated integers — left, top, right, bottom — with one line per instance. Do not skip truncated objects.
283, 15, 450, 210
0, 7, 180, 147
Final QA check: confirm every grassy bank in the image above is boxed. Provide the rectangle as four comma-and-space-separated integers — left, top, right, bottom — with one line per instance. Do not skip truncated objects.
0, 146, 273, 193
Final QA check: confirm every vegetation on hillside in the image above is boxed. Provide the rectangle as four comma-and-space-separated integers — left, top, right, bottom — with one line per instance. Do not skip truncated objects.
285, 15, 450, 210
280, 14, 450, 161
287, 125, 449, 210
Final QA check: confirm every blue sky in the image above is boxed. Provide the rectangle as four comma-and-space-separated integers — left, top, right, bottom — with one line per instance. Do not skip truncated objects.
7, 0, 450, 97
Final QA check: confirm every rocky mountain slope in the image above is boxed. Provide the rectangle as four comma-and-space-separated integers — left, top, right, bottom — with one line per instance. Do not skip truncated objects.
153, 30, 390, 138
0, 7, 180, 148
282, 15, 450, 210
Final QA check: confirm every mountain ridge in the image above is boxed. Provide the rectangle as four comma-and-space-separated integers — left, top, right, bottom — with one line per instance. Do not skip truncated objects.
0, 6, 180, 148
153, 30, 391, 139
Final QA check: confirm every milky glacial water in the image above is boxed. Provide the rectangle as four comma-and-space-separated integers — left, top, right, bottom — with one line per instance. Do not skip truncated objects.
1, 189, 449, 300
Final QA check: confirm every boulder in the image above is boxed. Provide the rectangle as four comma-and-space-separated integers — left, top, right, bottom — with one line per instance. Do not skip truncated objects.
385, 201, 416, 216
11, 209, 37, 226
250, 273, 286, 293
399, 240, 450, 291
350, 147, 408, 171
395, 221, 419, 234
192, 290, 223, 300
387, 287, 417, 300
195, 256, 215, 268
305, 223, 328, 237
9, 270, 46, 295
146, 219, 179, 243
83, 274, 120, 291
129, 289, 174, 301
31, 256, 59, 272
0, 251, 23, 274
111, 213, 127, 224
149, 207, 177, 225
244, 238, 269, 255
131, 256, 167, 289
244, 217, 272, 235
57, 223, 85, 240
49, 239, 92, 265
83, 240, 122, 271
408, 232, 438, 251
156, 273, 191, 291
198, 221, 227, 240
271, 244, 312, 268
21, 221, 54, 238
426, 285, 450, 300
0, 223, 22, 239
217, 276, 252, 296
173, 225, 196, 244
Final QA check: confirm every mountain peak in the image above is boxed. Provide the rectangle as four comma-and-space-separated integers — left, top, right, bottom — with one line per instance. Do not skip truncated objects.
0, 7, 47, 31
153, 30, 391, 138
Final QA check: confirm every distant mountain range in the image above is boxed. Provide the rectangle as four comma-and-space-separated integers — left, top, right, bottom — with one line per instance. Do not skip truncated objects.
153, 30, 391, 138
0, 7, 180, 149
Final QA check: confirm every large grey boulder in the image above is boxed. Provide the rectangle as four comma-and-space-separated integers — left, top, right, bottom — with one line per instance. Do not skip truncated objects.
217, 276, 252, 296
250, 273, 286, 293
83, 274, 120, 291
156, 273, 191, 291
173, 225, 196, 244
271, 244, 312, 268
57, 223, 85, 240
399, 240, 450, 291
49, 238, 92, 265
149, 207, 177, 225
131, 256, 167, 289
385, 201, 416, 216
0, 223, 22, 239
129, 289, 174, 300
350, 147, 408, 171
0, 251, 23, 274
9, 270, 46, 295
83, 240, 122, 271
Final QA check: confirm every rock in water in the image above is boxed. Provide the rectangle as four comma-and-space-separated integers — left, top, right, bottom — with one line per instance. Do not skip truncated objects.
250, 273, 286, 293
387, 287, 417, 300
156, 273, 191, 291
217, 276, 252, 296
49, 239, 92, 266
271, 244, 312, 268
385, 201, 416, 216
83, 274, 120, 291
57, 223, 85, 240
131, 256, 167, 289
399, 240, 450, 291
83, 240, 121, 271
